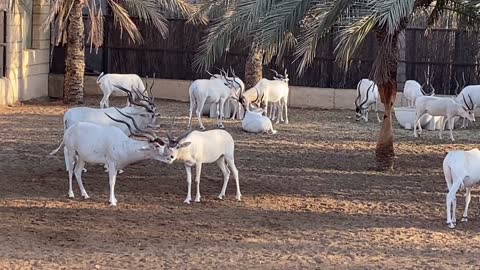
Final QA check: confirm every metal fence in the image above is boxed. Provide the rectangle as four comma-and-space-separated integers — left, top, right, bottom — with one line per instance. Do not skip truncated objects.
50, 17, 480, 93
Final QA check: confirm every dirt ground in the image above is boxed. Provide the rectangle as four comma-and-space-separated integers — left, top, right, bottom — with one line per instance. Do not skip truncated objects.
1, 96, 480, 269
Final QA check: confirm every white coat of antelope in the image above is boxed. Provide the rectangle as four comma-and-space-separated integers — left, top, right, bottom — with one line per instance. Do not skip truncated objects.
162, 119, 241, 204
443, 148, 480, 229
240, 69, 290, 124
354, 78, 381, 122
241, 106, 277, 134
97, 72, 155, 108
403, 70, 435, 107
206, 68, 245, 120
49, 114, 168, 206
188, 69, 242, 129
413, 95, 475, 141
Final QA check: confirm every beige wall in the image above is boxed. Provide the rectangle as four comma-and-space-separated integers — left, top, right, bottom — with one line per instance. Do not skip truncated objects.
50, 75, 408, 110
0, 0, 50, 105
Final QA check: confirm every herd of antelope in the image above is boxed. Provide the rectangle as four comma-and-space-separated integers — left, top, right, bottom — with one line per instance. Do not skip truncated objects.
50, 68, 288, 206
49, 66, 480, 229
354, 69, 480, 229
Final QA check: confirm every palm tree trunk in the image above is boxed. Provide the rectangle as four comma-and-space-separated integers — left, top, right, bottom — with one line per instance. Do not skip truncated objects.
374, 27, 403, 171
375, 78, 397, 171
63, 0, 85, 104
244, 42, 263, 89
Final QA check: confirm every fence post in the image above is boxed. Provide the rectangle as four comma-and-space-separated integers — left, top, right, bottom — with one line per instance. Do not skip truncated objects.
397, 30, 407, 93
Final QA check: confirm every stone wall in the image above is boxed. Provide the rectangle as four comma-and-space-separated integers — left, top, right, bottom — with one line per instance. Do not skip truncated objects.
0, 0, 50, 105
50, 74, 409, 110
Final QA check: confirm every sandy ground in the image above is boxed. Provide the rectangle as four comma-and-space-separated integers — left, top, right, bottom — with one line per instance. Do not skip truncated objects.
1, 96, 480, 269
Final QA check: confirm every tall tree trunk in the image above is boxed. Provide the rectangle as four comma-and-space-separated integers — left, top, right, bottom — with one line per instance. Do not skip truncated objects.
63, 0, 85, 104
244, 42, 264, 89
374, 25, 405, 171
375, 78, 397, 171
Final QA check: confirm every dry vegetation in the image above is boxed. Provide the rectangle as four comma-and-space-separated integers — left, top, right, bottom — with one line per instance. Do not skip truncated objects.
1, 97, 480, 269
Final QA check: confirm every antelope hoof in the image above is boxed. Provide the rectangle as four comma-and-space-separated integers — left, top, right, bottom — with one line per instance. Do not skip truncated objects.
217, 194, 225, 200
82, 194, 90, 199
109, 198, 117, 206
199, 126, 206, 130
236, 194, 242, 201
184, 198, 191, 204
447, 222, 456, 229
82, 168, 87, 173
68, 192, 74, 198
462, 217, 468, 222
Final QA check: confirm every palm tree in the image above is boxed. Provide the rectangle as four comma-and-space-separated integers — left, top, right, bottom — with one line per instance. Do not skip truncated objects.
193, 0, 480, 170
40, 0, 196, 104
191, 1, 299, 88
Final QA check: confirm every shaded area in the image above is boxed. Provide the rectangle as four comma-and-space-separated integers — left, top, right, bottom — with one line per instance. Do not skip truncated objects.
0, 97, 479, 269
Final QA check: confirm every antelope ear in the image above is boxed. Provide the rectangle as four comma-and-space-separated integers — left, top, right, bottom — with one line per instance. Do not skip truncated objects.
178, 142, 191, 149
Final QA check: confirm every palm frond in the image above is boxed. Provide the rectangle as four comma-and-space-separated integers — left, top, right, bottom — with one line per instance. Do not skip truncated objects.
293, 0, 357, 75
107, 0, 143, 43
440, 0, 480, 30
188, 0, 231, 25
192, 3, 237, 71
85, 0, 104, 50
254, 0, 311, 59
122, 0, 169, 38
334, 14, 378, 70
375, 0, 415, 34
156, 0, 199, 20
192, 0, 276, 72
263, 31, 297, 64
43, 0, 75, 45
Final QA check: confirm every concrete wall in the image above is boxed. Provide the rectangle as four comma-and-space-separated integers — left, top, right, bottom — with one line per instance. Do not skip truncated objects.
0, 0, 50, 105
50, 75, 410, 110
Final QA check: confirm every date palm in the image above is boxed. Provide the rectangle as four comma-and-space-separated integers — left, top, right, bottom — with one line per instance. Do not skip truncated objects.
37, 0, 195, 104
194, 0, 480, 170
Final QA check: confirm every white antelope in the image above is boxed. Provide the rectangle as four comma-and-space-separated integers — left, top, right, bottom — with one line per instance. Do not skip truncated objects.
403, 70, 435, 107
454, 74, 480, 128
162, 119, 241, 204
354, 79, 381, 122
63, 86, 159, 173
240, 69, 289, 124
188, 70, 242, 129
443, 148, 480, 229
413, 95, 475, 141
97, 72, 155, 108
49, 114, 169, 206
206, 68, 245, 120
241, 106, 277, 134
